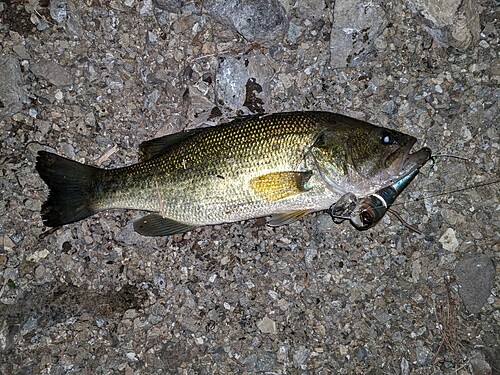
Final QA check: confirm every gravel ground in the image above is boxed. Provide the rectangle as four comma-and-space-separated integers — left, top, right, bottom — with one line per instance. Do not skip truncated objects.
0, 0, 498, 374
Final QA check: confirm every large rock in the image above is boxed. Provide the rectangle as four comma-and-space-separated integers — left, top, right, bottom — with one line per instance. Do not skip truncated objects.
215, 51, 273, 113
455, 254, 495, 314
0, 56, 27, 121
330, 0, 388, 68
204, 0, 288, 45
407, 0, 480, 50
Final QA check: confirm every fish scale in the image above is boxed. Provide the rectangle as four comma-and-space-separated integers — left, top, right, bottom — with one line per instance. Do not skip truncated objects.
96, 113, 319, 220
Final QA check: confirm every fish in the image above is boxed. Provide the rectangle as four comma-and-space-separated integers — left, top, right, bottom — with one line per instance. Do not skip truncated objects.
35, 111, 432, 236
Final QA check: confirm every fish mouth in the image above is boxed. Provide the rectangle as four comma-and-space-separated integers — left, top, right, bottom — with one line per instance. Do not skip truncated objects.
402, 142, 432, 175
386, 138, 431, 181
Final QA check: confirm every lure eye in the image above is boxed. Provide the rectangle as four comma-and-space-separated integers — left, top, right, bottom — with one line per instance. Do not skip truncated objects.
380, 131, 395, 145
350, 204, 378, 230
359, 209, 374, 227
349, 195, 388, 231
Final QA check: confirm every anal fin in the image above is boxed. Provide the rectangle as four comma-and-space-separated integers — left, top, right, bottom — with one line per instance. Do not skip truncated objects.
250, 171, 312, 201
133, 214, 195, 236
268, 210, 311, 226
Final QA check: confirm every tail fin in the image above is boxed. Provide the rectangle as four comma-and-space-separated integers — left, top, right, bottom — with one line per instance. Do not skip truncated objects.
36, 151, 103, 227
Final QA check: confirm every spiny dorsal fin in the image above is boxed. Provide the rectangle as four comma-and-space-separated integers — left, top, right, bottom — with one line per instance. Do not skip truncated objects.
139, 128, 203, 160
133, 214, 195, 236
268, 210, 311, 226
249, 171, 312, 201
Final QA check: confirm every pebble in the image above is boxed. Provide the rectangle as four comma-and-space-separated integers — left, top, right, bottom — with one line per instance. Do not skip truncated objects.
257, 316, 277, 334
34, 265, 45, 279
50, 0, 68, 23
438, 228, 459, 252
30, 59, 73, 87
455, 255, 495, 314
0, 55, 26, 121
292, 345, 310, 367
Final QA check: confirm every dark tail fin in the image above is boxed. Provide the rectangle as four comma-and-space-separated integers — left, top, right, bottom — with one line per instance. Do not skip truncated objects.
36, 151, 103, 227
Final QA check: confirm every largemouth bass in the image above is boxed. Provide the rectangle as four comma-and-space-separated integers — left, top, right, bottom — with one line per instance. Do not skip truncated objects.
36, 111, 431, 236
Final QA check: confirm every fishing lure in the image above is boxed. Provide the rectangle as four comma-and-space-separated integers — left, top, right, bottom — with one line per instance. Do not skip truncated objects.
328, 168, 422, 231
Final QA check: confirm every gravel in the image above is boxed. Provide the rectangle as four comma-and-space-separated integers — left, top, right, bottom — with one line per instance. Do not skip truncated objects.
0, 0, 498, 373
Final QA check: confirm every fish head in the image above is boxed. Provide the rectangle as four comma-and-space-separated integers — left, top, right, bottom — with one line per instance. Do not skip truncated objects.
311, 123, 431, 194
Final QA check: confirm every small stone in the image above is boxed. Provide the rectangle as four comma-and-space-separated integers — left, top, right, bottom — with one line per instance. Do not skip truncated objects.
255, 351, 276, 372
140, 0, 154, 15
315, 212, 334, 232
356, 346, 368, 361
257, 316, 276, 334
147, 31, 157, 43
415, 342, 431, 365
22, 316, 39, 332
126, 352, 138, 361
28, 108, 38, 118
153, 0, 183, 12
455, 255, 495, 314
438, 228, 459, 251
400, 357, 410, 375
34, 265, 45, 279
50, 0, 68, 23
293, 346, 310, 366
470, 357, 492, 375
27, 250, 50, 262
0, 55, 27, 121
382, 100, 397, 114
194, 336, 204, 345
304, 246, 317, 268
215, 52, 272, 111
407, 0, 479, 50
2, 236, 15, 251
479, 40, 489, 48
31, 59, 73, 87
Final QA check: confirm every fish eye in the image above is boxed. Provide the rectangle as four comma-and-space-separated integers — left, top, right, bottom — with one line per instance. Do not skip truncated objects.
380, 131, 395, 145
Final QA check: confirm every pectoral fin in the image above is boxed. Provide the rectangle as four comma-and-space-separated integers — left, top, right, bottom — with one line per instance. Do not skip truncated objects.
133, 214, 195, 236
268, 210, 311, 226
250, 171, 312, 201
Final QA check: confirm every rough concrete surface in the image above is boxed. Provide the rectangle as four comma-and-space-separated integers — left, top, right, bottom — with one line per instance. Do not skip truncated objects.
0, 0, 498, 374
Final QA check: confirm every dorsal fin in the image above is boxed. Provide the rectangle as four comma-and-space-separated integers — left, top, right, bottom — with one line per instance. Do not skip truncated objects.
139, 128, 204, 160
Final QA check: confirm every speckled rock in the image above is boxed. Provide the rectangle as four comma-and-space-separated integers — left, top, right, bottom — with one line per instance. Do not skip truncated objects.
153, 0, 184, 13
407, 0, 480, 50
0, 55, 27, 121
215, 51, 273, 113
204, 0, 288, 45
330, 0, 388, 67
50, 0, 67, 23
455, 254, 495, 314
30, 59, 73, 87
